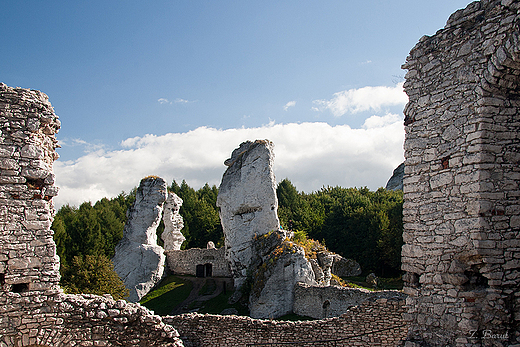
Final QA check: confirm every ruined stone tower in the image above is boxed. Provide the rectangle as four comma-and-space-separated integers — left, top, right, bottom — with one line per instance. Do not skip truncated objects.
401, 1, 520, 345
0, 84, 183, 346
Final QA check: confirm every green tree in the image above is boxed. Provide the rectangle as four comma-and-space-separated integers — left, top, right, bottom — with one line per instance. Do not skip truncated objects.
61, 254, 129, 300
170, 180, 224, 249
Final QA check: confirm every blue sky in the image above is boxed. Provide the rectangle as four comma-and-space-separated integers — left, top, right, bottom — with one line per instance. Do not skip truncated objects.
1, 1, 473, 207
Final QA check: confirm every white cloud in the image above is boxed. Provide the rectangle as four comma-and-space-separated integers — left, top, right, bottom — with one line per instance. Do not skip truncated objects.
53, 117, 404, 208
158, 98, 171, 104
174, 98, 190, 104
313, 82, 408, 117
283, 101, 296, 111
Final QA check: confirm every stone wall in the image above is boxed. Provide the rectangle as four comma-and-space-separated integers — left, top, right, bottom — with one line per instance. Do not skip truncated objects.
293, 282, 405, 319
166, 247, 232, 277
401, 0, 520, 345
0, 84, 183, 347
165, 298, 407, 347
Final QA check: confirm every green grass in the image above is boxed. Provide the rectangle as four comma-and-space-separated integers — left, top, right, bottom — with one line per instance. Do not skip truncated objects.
139, 275, 193, 315
197, 290, 249, 316
341, 276, 403, 290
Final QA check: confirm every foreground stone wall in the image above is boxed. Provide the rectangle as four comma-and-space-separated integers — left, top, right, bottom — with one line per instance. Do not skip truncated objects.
293, 282, 405, 319
0, 84, 183, 347
166, 247, 232, 277
166, 299, 407, 347
401, 1, 520, 345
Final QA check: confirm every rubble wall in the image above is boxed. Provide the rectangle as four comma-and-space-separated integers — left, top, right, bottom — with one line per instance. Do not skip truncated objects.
165, 299, 407, 347
401, 0, 520, 345
293, 282, 405, 319
0, 84, 183, 347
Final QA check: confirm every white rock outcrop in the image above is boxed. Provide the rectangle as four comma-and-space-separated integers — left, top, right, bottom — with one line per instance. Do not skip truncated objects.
216, 140, 280, 289
112, 176, 168, 302
161, 192, 185, 251
249, 231, 316, 319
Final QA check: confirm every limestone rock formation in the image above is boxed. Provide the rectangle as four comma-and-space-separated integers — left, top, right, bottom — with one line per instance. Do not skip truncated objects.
161, 192, 185, 251
248, 230, 316, 319
216, 140, 280, 289
331, 254, 362, 277
385, 162, 404, 191
112, 176, 168, 302
316, 251, 334, 286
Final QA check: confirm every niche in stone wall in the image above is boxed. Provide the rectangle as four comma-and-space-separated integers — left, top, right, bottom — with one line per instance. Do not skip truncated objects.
0, 272, 5, 286
403, 272, 421, 288
12, 282, 30, 293
462, 265, 489, 292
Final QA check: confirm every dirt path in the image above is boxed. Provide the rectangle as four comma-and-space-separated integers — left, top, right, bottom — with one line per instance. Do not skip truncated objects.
169, 277, 230, 315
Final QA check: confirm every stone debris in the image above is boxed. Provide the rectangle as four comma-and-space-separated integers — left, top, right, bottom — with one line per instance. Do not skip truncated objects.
112, 176, 168, 302
162, 192, 185, 251
217, 140, 280, 290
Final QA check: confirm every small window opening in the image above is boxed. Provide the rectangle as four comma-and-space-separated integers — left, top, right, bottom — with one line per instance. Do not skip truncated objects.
12, 283, 29, 293
0, 273, 5, 286
463, 270, 489, 291
26, 178, 45, 190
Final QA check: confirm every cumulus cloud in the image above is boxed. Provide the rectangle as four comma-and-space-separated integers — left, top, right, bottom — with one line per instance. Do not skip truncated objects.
283, 101, 296, 111
313, 83, 408, 117
53, 117, 404, 208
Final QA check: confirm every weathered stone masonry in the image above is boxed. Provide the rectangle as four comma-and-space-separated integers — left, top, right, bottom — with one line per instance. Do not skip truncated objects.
401, 0, 520, 345
165, 299, 407, 347
0, 84, 183, 347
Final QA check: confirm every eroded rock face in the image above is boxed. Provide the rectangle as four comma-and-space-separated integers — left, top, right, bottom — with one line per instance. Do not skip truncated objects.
316, 251, 334, 286
331, 254, 362, 277
385, 162, 404, 191
217, 140, 280, 289
113, 176, 168, 302
161, 192, 185, 251
249, 230, 316, 319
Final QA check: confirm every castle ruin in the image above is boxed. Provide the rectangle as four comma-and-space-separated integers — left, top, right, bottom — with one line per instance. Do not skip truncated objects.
401, 0, 520, 345
1, 0, 520, 345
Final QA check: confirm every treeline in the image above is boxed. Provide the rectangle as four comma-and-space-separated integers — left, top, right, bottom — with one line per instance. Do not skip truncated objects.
51, 178, 403, 297
277, 179, 403, 277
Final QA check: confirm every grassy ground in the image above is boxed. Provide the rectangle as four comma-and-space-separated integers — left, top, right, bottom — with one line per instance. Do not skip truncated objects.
342, 276, 403, 290
192, 289, 249, 316
139, 275, 193, 315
